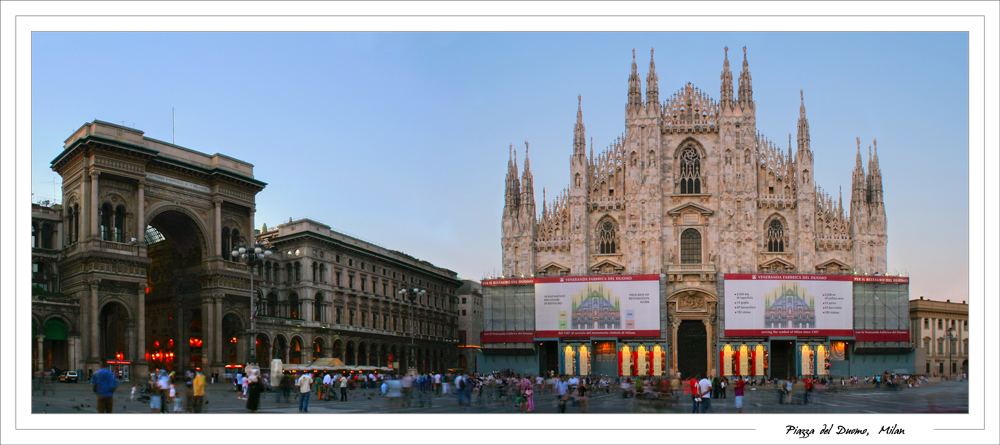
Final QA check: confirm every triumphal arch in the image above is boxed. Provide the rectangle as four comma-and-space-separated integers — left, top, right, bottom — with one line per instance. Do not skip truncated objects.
51, 120, 265, 378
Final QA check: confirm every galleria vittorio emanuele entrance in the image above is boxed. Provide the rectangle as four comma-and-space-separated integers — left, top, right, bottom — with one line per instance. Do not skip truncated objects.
50, 120, 265, 378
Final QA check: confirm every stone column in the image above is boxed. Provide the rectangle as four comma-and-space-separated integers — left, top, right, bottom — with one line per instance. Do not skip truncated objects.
214, 296, 223, 365
176, 305, 187, 370
136, 180, 145, 238
670, 319, 680, 376
126, 321, 137, 363
213, 197, 223, 259
68, 337, 78, 373
249, 204, 256, 241
136, 286, 146, 364
89, 278, 101, 361
302, 288, 314, 323
201, 295, 214, 371
703, 319, 713, 377
36, 335, 45, 372
90, 169, 100, 239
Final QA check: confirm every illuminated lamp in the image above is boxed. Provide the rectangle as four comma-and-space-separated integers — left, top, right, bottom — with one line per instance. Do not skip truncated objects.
168, 339, 174, 348
145, 286, 152, 294
154, 341, 160, 348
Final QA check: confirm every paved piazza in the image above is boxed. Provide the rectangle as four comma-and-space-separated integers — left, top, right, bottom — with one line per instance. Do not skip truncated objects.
31, 379, 967, 415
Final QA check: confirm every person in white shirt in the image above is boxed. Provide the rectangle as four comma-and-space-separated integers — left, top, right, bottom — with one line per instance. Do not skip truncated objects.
339, 374, 349, 401
698, 375, 714, 413
297, 372, 314, 412
567, 376, 580, 406
433, 372, 442, 395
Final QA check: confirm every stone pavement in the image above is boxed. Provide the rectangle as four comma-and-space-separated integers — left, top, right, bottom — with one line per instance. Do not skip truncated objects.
30, 379, 968, 414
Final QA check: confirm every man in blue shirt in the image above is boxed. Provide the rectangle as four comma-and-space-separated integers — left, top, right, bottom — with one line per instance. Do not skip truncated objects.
91, 360, 119, 413
554, 375, 569, 413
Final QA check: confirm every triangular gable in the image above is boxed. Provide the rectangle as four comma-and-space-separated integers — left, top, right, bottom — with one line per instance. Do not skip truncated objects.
536, 262, 571, 275
815, 259, 850, 272
759, 257, 795, 271
666, 202, 715, 216
589, 259, 625, 274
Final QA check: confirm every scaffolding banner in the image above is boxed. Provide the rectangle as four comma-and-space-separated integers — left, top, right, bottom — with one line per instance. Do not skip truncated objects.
534, 274, 660, 338
724, 274, 854, 337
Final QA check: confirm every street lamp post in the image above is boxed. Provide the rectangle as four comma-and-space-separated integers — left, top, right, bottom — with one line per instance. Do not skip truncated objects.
946, 327, 955, 380
398, 287, 426, 376
232, 237, 272, 367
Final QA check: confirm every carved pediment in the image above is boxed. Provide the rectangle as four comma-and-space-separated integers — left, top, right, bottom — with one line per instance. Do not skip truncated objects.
589, 259, 625, 275
666, 202, 715, 216
759, 257, 795, 272
536, 262, 571, 276
815, 259, 850, 273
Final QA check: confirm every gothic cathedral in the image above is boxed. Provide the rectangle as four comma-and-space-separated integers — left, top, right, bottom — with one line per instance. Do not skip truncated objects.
500, 47, 888, 280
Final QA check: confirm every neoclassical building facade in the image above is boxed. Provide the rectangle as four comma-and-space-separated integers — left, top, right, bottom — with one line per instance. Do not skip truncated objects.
32, 120, 461, 380
498, 47, 890, 378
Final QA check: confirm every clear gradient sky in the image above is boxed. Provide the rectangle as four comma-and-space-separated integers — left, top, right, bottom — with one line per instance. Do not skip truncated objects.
30, 32, 969, 302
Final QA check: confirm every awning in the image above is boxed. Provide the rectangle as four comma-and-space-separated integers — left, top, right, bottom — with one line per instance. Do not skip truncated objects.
44, 319, 67, 341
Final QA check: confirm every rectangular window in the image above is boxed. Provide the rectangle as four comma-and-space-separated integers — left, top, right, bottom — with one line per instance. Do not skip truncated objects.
336, 255, 340, 263
336, 307, 343, 324
462, 309, 467, 316
462, 297, 467, 304
924, 318, 929, 329
336, 272, 342, 286
361, 311, 367, 328
349, 275, 354, 289
938, 319, 943, 329
349, 309, 355, 326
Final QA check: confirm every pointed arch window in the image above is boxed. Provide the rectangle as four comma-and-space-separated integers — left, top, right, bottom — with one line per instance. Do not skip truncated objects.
766, 219, 786, 252
597, 218, 618, 254
679, 146, 701, 194
680, 228, 702, 264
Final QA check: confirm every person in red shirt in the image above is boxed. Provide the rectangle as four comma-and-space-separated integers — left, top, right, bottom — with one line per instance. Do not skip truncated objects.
733, 378, 746, 413
688, 376, 700, 413
803, 377, 813, 404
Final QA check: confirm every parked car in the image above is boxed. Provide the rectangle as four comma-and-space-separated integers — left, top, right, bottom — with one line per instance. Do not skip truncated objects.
59, 371, 78, 383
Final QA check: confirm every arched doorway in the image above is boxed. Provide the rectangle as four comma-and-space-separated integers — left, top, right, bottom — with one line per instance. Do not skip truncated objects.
99, 302, 130, 362
289, 337, 303, 364
255, 334, 271, 364
42, 318, 70, 371
332, 339, 344, 363
312, 337, 325, 362
273, 335, 287, 364
221, 314, 243, 365
357, 343, 368, 366
345, 341, 356, 366
144, 208, 209, 371
676, 320, 707, 380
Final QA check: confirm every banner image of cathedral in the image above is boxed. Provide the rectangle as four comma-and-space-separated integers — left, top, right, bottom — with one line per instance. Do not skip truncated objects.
763, 282, 816, 329
570, 284, 622, 330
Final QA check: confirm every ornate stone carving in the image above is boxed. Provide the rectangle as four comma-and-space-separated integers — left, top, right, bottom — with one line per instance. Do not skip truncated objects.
145, 185, 212, 208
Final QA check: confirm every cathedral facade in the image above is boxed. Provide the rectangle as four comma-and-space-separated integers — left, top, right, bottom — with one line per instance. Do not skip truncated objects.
496, 47, 890, 379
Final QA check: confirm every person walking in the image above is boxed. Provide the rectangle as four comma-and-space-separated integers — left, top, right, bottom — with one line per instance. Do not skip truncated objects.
697, 374, 713, 413
339, 373, 349, 402
91, 360, 119, 413
246, 369, 265, 413
688, 375, 700, 413
733, 377, 745, 413
192, 370, 206, 413
803, 376, 813, 405
554, 375, 569, 413
297, 371, 313, 412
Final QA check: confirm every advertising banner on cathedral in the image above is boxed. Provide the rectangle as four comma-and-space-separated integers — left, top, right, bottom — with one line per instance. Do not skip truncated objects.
724, 274, 854, 337
534, 275, 661, 338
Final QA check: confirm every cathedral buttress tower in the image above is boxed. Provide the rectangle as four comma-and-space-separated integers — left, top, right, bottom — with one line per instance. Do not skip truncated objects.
569, 95, 590, 274
518, 142, 538, 276
795, 90, 818, 268
501, 144, 522, 275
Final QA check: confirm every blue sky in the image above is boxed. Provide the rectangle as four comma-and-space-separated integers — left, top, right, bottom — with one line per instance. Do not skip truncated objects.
30, 32, 970, 302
